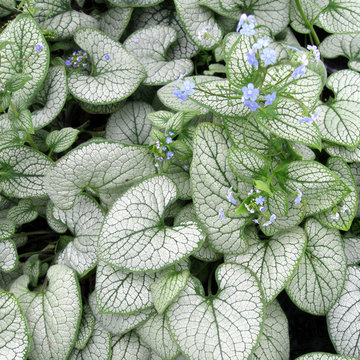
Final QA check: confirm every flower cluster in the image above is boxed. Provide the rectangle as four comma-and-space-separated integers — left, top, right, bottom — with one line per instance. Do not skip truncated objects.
298, 110, 320, 124
153, 131, 175, 168
65, 50, 89, 69
241, 83, 276, 111
288, 44, 321, 79
236, 14, 255, 36
246, 35, 277, 70
331, 205, 348, 221
173, 73, 196, 101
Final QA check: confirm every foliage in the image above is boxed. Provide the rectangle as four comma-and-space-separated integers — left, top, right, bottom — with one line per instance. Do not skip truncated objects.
0, 0, 360, 359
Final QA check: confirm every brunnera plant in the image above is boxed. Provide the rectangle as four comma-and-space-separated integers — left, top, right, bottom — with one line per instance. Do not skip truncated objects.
0, 0, 360, 359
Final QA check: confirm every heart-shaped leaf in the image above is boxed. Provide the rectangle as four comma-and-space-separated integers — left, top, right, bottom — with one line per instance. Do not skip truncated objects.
98, 175, 205, 272
286, 219, 347, 315
0, 145, 53, 198
10, 264, 82, 360
105, 101, 153, 145
96, 260, 156, 315
318, 70, 360, 147
167, 264, 265, 360
0, 290, 29, 359
295, 353, 359, 360
0, 14, 49, 106
191, 123, 248, 253
226, 226, 306, 303
7, 199, 38, 225
136, 313, 180, 359
45, 140, 156, 210
52, 194, 105, 276
68, 28, 145, 105
327, 265, 360, 358
124, 25, 193, 85
46, 127, 79, 153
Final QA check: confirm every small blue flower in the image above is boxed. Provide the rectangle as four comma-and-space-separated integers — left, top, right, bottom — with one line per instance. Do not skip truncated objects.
294, 188, 303, 205
161, 146, 167, 151
180, 80, 196, 96
263, 214, 276, 227
197, 25, 211, 40
292, 64, 306, 79
168, 131, 175, 136
157, 157, 164, 162
236, 14, 255, 32
341, 205, 348, 213
219, 208, 226, 219
173, 89, 187, 101
166, 137, 173, 144
156, 140, 161, 149
331, 213, 339, 221
307, 45, 321, 64
298, 116, 313, 124
265, 92, 276, 106
227, 187, 237, 205
65, 59, 72, 66
248, 189, 254, 196
242, 83, 259, 101
155, 163, 160, 168
259, 206, 265, 212
77, 56, 82, 62
83, 64, 87, 68
256, 189, 261, 194
253, 219, 259, 224
73, 62, 79, 67
253, 37, 270, 51
255, 196, 265, 205
260, 47, 277, 66
247, 50, 258, 69
35, 43, 44, 51
104, 54, 110, 60
244, 100, 260, 112
240, 22, 256, 36
166, 151, 174, 160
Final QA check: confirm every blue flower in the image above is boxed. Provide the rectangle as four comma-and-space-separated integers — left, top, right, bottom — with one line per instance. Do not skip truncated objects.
155, 163, 160, 168
173, 89, 187, 101
341, 205, 348, 213
240, 22, 256, 36
264, 92, 276, 106
259, 206, 265, 212
298, 111, 319, 124
166, 151, 174, 160
253, 37, 270, 51
161, 146, 167, 151
157, 157, 164, 162
244, 100, 260, 112
245, 204, 255, 214
65, 59, 72, 66
166, 137, 173, 144
260, 48, 277, 66
180, 80, 196, 96
242, 83, 259, 101
168, 131, 175, 136
227, 187, 237, 205
255, 195, 265, 205
219, 208, 226, 219
197, 25, 211, 40
263, 214, 276, 227
253, 219, 259, 224
104, 54, 110, 60
292, 64, 306, 79
35, 43, 44, 51
247, 50, 258, 69
331, 213, 339, 221
307, 45, 321, 64
294, 188, 303, 205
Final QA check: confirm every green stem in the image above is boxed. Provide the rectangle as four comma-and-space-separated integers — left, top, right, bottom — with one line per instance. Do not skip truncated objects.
0, 3, 21, 13
294, 0, 321, 46
26, 134, 38, 150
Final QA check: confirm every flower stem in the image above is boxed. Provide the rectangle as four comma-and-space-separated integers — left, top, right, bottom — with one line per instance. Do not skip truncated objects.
294, 0, 321, 46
